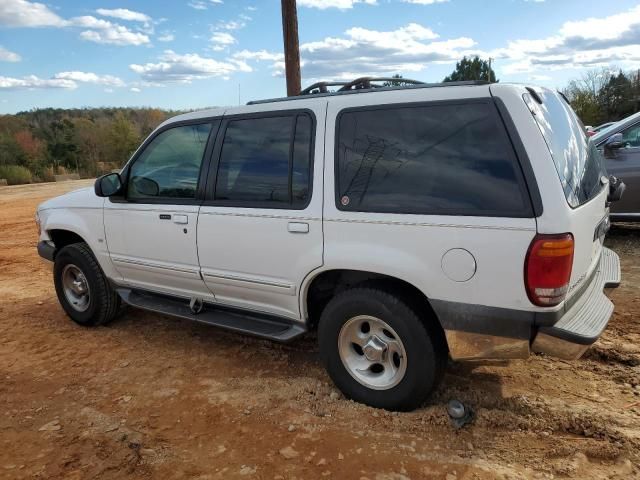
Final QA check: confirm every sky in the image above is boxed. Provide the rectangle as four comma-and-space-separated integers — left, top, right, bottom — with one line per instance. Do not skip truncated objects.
1, 0, 640, 114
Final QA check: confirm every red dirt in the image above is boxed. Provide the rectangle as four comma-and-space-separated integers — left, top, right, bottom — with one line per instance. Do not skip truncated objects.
1, 180, 639, 480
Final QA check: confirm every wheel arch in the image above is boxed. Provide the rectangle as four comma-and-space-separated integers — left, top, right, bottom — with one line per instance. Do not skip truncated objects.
48, 229, 88, 253
301, 268, 445, 340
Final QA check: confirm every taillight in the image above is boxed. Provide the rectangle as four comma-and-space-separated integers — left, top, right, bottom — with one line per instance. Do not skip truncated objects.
525, 233, 574, 307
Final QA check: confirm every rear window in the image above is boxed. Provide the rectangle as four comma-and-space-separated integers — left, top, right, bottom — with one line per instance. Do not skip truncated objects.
335, 101, 531, 216
524, 90, 606, 208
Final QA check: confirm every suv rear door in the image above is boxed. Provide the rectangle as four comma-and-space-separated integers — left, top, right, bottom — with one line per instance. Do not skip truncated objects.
197, 103, 325, 320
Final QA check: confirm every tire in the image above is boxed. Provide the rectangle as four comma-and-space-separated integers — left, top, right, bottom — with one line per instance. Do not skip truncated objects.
53, 242, 121, 326
318, 287, 446, 411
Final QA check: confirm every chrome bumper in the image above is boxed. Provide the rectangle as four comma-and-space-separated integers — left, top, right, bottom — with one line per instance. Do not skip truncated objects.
532, 247, 621, 360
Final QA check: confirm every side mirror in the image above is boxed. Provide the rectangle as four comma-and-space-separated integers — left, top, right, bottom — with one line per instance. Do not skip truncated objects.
604, 133, 624, 150
95, 172, 123, 197
131, 176, 160, 197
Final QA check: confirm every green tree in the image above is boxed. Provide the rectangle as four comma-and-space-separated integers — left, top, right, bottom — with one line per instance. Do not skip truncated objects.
443, 56, 497, 83
106, 112, 140, 166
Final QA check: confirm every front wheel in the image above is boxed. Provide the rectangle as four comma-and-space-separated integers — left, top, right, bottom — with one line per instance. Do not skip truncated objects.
53, 242, 121, 326
318, 288, 446, 411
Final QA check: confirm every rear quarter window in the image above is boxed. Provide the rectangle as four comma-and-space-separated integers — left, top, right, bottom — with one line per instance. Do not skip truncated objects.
523, 89, 606, 208
335, 101, 532, 217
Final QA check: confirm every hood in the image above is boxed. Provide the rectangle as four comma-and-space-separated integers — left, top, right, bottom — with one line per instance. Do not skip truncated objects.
37, 186, 104, 211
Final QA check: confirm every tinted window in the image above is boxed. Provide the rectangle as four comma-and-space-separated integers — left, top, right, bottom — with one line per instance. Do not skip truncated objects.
525, 90, 606, 207
622, 123, 640, 148
128, 123, 212, 200
336, 102, 529, 216
215, 114, 313, 208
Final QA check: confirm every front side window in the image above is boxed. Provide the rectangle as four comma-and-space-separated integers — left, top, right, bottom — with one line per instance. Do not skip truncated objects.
622, 123, 640, 148
128, 123, 212, 200
336, 102, 530, 216
214, 113, 314, 208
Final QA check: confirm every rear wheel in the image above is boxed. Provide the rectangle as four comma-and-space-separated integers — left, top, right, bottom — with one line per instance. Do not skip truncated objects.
53, 242, 121, 326
318, 287, 446, 411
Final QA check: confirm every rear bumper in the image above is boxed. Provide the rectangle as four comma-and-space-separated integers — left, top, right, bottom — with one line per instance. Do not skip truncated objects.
531, 247, 621, 360
437, 247, 620, 361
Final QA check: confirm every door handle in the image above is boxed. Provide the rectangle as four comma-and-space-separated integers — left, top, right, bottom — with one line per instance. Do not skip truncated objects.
173, 214, 188, 225
288, 222, 309, 233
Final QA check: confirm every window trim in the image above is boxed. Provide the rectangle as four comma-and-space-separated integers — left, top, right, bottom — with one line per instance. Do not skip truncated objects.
110, 118, 221, 206
203, 108, 317, 210
333, 98, 536, 218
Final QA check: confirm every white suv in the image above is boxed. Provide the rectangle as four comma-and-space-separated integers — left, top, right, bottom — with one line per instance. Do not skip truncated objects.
36, 79, 622, 411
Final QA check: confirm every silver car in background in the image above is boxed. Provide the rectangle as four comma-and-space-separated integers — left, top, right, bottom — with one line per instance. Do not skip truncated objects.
593, 111, 640, 221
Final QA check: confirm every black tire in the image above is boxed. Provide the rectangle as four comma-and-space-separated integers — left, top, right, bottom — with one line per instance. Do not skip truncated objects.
318, 287, 446, 411
53, 242, 121, 326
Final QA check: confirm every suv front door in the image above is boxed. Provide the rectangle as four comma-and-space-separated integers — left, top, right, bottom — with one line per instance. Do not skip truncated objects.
197, 106, 324, 320
104, 121, 218, 299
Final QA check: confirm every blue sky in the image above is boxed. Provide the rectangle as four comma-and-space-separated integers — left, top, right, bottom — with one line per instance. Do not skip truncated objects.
1, 0, 640, 114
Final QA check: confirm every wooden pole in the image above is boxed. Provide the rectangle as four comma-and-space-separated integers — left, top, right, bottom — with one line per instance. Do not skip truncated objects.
281, 0, 301, 96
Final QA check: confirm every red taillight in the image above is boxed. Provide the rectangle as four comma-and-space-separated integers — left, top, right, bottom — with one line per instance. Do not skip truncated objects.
525, 233, 574, 307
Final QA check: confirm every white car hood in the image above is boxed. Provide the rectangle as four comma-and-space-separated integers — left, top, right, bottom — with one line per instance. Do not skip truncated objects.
38, 186, 104, 211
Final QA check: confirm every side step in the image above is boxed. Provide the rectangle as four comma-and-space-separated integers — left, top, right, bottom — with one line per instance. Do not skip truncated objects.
117, 288, 307, 342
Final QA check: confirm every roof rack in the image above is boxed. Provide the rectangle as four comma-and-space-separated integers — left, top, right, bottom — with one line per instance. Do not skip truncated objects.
299, 77, 426, 95
247, 79, 489, 105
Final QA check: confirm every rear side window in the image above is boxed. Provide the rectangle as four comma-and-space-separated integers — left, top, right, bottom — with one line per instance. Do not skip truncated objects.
524, 90, 606, 208
336, 101, 531, 216
214, 113, 314, 208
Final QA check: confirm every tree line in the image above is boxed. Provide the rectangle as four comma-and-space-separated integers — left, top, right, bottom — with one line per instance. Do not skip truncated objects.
562, 68, 640, 127
0, 108, 180, 184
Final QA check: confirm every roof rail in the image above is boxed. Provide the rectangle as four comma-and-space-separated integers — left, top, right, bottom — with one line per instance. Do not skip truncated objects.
247, 79, 490, 105
300, 81, 350, 95
336, 76, 425, 92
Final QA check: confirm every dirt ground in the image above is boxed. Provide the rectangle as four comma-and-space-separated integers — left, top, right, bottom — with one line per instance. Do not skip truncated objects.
1, 180, 639, 480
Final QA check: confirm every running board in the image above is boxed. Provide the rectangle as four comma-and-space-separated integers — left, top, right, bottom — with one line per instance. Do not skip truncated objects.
116, 288, 306, 342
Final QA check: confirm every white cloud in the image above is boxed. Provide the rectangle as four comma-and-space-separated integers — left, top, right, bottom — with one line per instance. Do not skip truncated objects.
188, 1, 208, 10
130, 50, 242, 83
130, 87, 142, 92
158, 33, 175, 42
0, 46, 21, 62
53, 71, 125, 87
282, 23, 475, 79
0, 0, 66, 27
96, 8, 151, 23
401, 0, 449, 4
73, 16, 150, 46
233, 50, 283, 62
297, 0, 376, 9
210, 32, 236, 51
0, 74, 77, 90
0, 2, 150, 47
497, 5, 640, 74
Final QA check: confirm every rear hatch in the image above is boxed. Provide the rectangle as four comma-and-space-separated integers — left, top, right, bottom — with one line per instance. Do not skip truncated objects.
523, 88, 609, 302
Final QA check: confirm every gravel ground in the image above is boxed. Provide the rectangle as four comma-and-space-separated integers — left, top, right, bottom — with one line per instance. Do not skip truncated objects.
1, 180, 639, 480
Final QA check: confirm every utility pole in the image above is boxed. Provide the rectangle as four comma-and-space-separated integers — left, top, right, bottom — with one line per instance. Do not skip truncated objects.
281, 0, 301, 96
488, 57, 493, 82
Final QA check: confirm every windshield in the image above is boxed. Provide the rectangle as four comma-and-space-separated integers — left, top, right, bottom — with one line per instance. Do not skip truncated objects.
524, 89, 606, 208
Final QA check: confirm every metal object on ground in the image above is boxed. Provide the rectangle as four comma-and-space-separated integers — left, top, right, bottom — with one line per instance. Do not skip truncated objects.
447, 399, 474, 428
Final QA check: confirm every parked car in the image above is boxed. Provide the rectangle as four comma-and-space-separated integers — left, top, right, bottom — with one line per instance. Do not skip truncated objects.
36, 79, 621, 411
587, 121, 616, 137
592, 111, 640, 221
